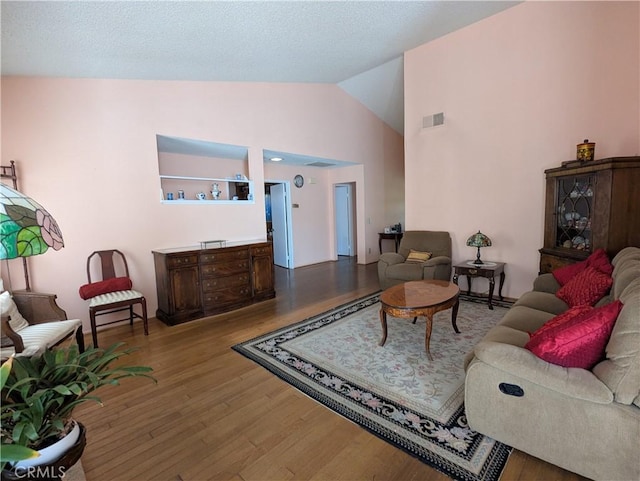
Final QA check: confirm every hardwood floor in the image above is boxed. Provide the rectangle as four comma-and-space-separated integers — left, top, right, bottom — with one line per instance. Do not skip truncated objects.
75, 258, 587, 481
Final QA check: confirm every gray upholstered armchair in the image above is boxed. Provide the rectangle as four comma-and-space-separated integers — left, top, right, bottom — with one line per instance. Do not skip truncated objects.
377, 231, 452, 289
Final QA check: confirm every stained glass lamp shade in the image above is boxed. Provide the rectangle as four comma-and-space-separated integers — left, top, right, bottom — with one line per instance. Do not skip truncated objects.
466, 231, 492, 265
0, 183, 64, 261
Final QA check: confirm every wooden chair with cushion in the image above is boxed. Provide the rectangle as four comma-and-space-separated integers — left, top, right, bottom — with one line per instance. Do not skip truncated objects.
1, 290, 84, 360
377, 230, 452, 290
81, 249, 148, 348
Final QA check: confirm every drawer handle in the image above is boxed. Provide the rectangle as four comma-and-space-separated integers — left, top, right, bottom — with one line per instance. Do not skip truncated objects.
469, 269, 477, 275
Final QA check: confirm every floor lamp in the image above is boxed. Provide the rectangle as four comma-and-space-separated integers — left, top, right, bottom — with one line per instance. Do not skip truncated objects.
0, 183, 65, 291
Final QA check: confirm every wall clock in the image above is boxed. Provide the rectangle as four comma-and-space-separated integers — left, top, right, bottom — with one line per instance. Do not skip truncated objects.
294, 174, 304, 188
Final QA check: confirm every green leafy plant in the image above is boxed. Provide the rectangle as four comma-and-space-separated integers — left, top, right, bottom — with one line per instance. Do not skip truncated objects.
1, 343, 155, 453
0, 357, 39, 468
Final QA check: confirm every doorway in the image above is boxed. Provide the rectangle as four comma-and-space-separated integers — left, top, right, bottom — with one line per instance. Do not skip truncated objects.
265, 182, 294, 269
334, 183, 356, 257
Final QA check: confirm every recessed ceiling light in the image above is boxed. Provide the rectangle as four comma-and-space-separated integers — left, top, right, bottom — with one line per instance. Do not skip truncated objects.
270, 157, 283, 162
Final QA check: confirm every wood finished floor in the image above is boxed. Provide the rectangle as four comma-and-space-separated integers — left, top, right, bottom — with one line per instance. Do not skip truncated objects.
75, 258, 588, 481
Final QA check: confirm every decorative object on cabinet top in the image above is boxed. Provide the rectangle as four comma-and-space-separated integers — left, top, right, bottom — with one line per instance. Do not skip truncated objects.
576, 139, 595, 162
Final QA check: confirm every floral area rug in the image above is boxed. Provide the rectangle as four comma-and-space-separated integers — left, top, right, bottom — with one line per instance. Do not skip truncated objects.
232, 293, 513, 481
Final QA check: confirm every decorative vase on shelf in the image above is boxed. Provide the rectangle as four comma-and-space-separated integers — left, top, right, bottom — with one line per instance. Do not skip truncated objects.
211, 183, 222, 200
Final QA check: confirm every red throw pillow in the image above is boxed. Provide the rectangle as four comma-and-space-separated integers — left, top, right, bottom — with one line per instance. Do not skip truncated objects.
586, 248, 613, 276
525, 300, 623, 369
79, 277, 132, 300
552, 259, 588, 286
556, 266, 612, 307
552, 248, 612, 285
529, 305, 593, 338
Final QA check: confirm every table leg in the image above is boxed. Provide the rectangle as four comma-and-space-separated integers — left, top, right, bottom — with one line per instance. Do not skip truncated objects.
451, 298, 460, 333
379, 237, 382, 255
424, 313, 434, 361
499, 272, 505, 300
466, 275, 472, 296
488, 276, 495, 310
452, 273, 459, 286
379, 308, 388, 346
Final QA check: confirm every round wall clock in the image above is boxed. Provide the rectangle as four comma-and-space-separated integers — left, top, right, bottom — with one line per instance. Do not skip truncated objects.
294, 174, 304, 188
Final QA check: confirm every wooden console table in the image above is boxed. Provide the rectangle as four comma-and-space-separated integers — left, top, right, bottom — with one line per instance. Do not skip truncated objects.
152, 240, 275, 325
379, 232, 403, 254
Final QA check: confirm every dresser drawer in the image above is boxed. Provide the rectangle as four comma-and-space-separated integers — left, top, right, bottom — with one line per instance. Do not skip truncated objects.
201, 260, 249, 277
251, 245, 272, 256
200, 249, 249, 264
166, 254, 199, 269
202, 286, 251, 307
201, 274, 250, 292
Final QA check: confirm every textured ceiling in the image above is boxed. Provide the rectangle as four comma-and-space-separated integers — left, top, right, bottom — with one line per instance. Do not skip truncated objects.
1, 1, 519, 158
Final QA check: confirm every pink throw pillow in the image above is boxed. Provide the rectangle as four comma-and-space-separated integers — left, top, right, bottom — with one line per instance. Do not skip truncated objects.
556, 266, 612, 307
79, 277, 133, 300
525, 300, 623, 369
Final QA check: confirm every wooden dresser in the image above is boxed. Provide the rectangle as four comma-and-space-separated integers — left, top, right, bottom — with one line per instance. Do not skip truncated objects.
153, 240, 275, 325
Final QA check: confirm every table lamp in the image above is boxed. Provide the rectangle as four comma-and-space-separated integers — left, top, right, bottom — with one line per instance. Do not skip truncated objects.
466, 231, 492, 265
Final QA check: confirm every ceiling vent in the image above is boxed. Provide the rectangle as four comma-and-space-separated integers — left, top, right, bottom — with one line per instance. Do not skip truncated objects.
306, 161, 335, 168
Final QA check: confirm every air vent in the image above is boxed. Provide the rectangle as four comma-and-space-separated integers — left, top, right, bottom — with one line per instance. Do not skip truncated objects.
306, 162, 335, 168
423, 112, 445, 129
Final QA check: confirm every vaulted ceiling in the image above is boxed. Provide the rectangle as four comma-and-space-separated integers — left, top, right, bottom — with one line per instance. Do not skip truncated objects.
1, 1, 519, 137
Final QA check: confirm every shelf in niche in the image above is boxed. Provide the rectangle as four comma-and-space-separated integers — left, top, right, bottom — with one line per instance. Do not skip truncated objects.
160, 199, 255, 205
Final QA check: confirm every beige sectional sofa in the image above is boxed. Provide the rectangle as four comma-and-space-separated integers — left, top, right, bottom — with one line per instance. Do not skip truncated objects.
464, 247, 640, 481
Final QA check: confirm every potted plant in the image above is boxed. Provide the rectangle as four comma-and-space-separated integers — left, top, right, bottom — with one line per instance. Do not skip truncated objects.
1, 342, 155, 479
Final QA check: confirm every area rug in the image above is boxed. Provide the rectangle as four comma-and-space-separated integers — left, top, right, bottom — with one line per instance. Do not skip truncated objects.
233, 293, 513, 481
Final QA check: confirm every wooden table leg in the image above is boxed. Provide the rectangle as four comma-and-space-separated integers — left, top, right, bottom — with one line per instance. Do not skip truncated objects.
379, 308, 388, 346
451, 298, 460, 333
499, 271, 505, 300
488, 276, 495, 310
424, 313, 434, 361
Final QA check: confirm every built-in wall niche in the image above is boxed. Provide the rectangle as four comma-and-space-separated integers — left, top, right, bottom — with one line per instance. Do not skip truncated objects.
156, 135, 254, 204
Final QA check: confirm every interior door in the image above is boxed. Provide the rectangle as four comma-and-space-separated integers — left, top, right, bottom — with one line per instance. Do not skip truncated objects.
270, 183, 290, 268
334, 184, 354, 256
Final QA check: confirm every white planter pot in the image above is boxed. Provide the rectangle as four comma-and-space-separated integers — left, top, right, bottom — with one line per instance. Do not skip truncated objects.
14, 421, 81, 468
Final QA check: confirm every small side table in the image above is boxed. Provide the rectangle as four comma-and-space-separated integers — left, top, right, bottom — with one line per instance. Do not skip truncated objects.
452, 261, 505, 310
379, 232, 403, 254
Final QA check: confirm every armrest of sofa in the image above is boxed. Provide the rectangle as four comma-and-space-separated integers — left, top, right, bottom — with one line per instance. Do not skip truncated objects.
378, 252, 404, 266
472, 341, 614, 403
423, 255, 451, 267
532, 273, 560, 294
11, 291, 68, 325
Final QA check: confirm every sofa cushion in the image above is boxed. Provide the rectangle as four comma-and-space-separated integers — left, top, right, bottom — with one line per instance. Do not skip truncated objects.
612, 262, 640, 299
556, 266, 612, 307
514, 291, 570, 315
498, 305, 556, 334
593, 286, 640, 405
406, 249, 432, 263
525, 300, 623, 369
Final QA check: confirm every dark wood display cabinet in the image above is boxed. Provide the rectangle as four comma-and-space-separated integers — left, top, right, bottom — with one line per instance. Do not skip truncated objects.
153, 240, 275, 325
539, 156, 640, 274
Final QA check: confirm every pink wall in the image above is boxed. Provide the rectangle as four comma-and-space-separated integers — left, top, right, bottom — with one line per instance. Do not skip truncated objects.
1, 78, 403, 325
404, 1, 640, 298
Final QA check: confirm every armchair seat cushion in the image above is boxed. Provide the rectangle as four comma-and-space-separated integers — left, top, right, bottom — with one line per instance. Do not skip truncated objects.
385, 262, 425, 282
1, 318, 82, 358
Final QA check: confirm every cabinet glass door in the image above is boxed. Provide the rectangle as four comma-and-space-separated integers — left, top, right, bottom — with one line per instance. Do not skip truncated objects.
555, 174, 593, 251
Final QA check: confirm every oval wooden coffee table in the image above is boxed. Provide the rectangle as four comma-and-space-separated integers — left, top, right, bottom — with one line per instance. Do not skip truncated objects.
379, 280, 460, 361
